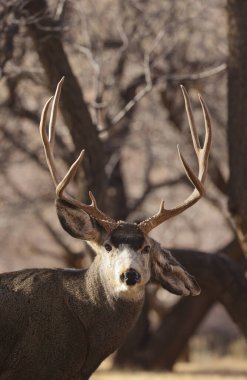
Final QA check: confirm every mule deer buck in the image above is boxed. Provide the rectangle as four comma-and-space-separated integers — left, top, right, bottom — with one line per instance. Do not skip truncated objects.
0, 78, 211, 380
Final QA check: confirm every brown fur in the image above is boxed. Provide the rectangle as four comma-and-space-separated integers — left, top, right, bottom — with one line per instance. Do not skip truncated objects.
0, 200, 200, 380
0, 264, 142, 380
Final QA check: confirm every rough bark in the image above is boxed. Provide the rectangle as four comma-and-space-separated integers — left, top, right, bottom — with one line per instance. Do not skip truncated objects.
227, 0, 247, 256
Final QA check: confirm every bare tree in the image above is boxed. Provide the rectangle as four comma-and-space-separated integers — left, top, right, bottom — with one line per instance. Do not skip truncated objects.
1, 0, 247, 372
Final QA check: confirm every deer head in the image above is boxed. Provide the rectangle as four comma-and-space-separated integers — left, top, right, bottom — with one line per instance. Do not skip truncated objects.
40, 78, 211, 301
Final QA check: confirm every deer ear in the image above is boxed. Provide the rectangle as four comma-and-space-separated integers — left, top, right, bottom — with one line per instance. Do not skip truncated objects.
55, 199, 102, 241
150, 247, 200, 296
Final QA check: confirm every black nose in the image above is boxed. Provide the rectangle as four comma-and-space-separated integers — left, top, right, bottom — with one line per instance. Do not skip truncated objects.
120, 269, 141, 286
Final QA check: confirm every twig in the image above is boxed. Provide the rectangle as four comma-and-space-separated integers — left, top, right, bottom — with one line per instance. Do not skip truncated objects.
54, 0, 66, 20
165, 63, 227, 82
105, 152, 121, 181
129, 175, 187, 215
1, 125, 47, 171
76, 44, 105, 129
116, 23, 129, 56
77, 45, 100, 74
110, 53, 152, 127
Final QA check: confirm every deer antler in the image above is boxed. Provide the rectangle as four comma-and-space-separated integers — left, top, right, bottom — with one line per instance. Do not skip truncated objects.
40, 79, 211, 236
138, 85, 212, 234
40, 77, 118, 234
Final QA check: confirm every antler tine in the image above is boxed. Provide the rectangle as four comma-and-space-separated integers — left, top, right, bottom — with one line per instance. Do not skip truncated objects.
180, 85, 201, 154
48, 77, 64, 148
177, 144, 204, 195
55, 149, 117, 233
40, 96, 60, 187
181, 86, 211, 184
40, 78, 118, 234
138, 87, 211, 234
56, 149, 85, 198
198, 94, 212, 182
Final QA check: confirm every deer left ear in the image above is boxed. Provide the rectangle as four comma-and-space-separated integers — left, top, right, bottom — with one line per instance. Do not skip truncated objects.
150, 246, 200, 296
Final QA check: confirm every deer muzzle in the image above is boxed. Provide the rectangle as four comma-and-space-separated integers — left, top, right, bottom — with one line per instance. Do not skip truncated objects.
120, 269, 141, 286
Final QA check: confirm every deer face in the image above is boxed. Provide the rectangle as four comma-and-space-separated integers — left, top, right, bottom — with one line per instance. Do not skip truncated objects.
56, 199, 200, 300
97, 223, 151, 300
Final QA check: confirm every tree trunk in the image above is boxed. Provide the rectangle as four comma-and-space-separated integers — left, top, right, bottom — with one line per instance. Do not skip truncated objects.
21, 0, 107, 204
227, 0, 247, 256
136, 249, 247, 370
140, 294, 213, 370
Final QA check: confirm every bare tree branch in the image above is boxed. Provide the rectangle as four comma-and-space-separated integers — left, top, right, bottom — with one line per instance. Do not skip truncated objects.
129, 176, 187, 216
165, 63, 227, 82
109, 53, 152, 128
1, 125, 46, 171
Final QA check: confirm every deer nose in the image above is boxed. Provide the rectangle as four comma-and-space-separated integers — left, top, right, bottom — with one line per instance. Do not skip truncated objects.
120, 269, 141, 286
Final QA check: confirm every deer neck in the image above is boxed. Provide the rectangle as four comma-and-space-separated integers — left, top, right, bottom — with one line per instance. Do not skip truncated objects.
63, 258, 144, 367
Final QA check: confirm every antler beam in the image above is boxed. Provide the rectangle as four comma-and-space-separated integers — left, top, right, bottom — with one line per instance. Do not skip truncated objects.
138, 86, 212, 234
40, 78, 118, 233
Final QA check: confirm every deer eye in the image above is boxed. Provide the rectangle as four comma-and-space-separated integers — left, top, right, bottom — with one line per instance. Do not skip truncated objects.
104, 243, 112, 252
142, 245, 150, 254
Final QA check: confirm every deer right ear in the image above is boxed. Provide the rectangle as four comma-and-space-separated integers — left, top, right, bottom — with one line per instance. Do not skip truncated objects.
56, 199, 102, 241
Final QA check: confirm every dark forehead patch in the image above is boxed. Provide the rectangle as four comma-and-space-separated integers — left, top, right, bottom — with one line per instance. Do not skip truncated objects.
110, 223, 145, 250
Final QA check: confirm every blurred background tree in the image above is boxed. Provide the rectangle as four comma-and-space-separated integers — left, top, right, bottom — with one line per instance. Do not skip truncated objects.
0, 0, 247, 373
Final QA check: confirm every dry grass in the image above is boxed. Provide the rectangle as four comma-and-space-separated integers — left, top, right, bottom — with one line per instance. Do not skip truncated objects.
92, 358, 247, 380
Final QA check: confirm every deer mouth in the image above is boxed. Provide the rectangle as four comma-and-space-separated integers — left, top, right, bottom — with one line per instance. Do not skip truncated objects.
120, 268, 141, 286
